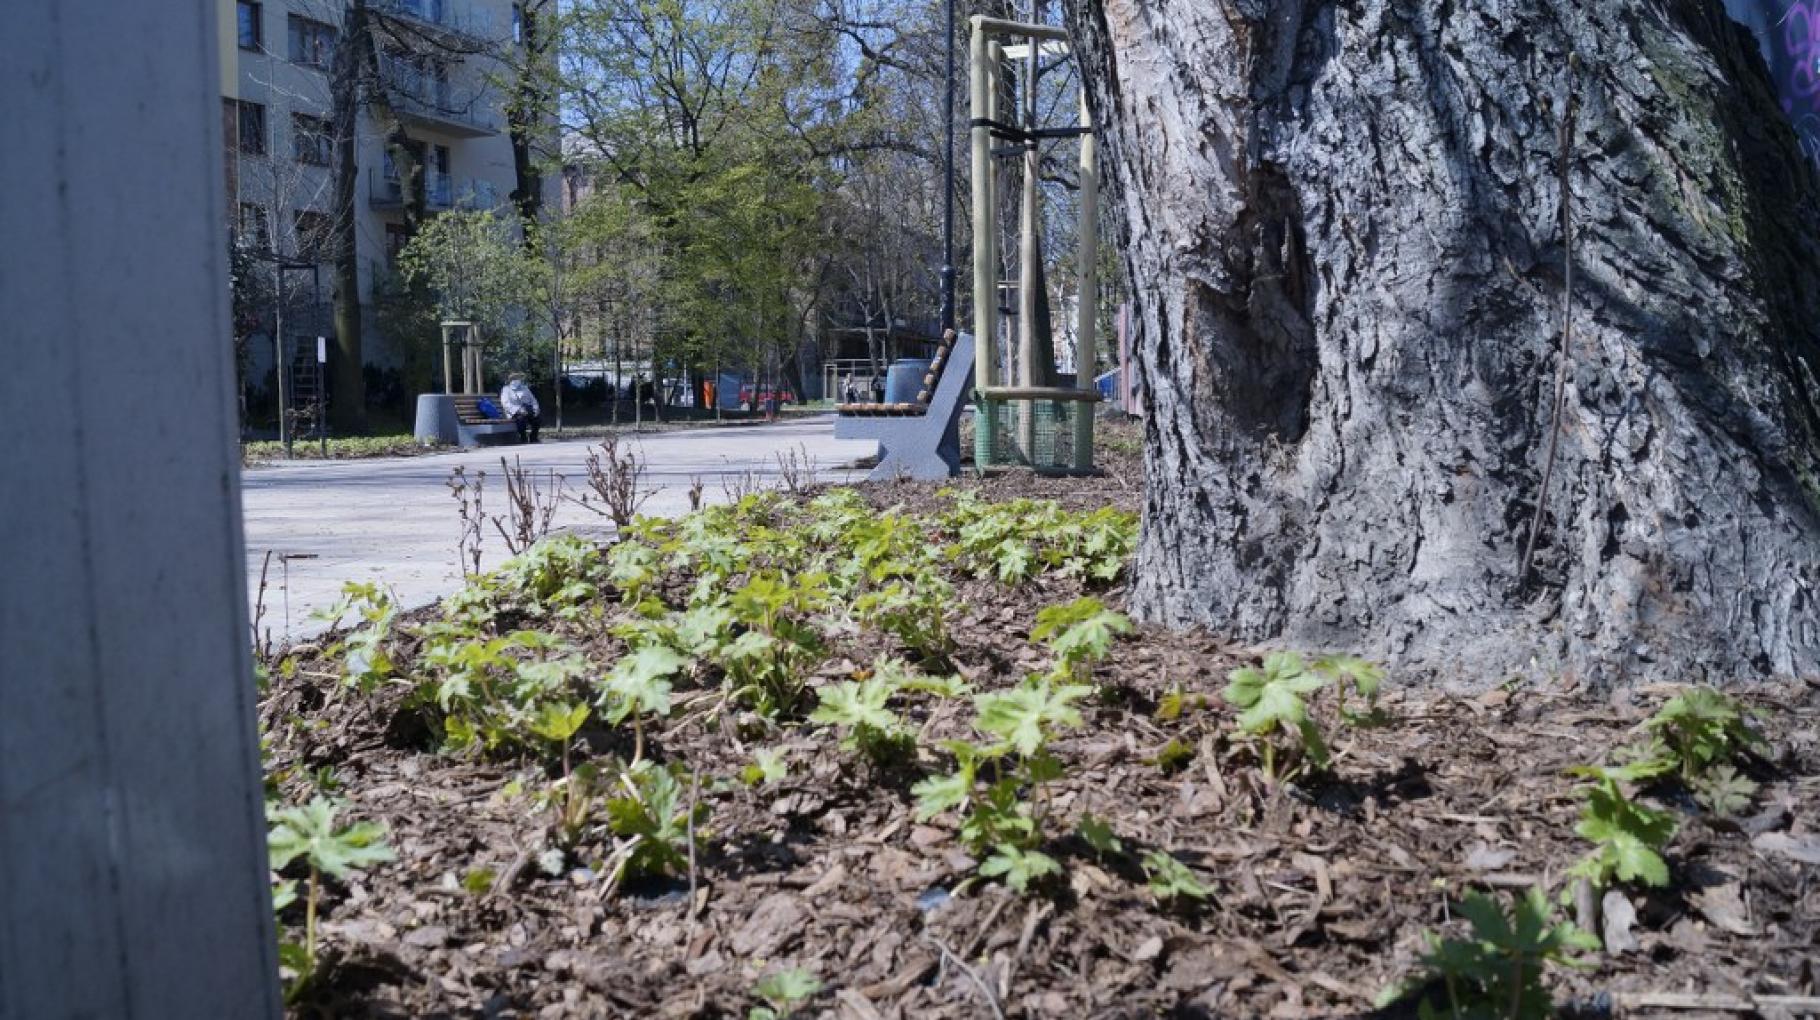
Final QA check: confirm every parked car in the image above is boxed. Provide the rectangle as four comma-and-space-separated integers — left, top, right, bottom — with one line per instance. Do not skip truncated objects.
737, 384, 796, 409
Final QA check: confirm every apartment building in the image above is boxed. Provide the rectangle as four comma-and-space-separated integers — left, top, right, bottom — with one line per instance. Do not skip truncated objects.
222, 0, 544, 392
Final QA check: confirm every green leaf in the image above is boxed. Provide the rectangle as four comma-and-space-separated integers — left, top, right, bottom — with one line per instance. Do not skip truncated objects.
267, 797, 395, 879
1142, 850, 1210, 902
912, 742, 986, 820
461, 868, 497, 896
601, 644, 687, 723
1031, 597, 1132, 669
742, 748, 788, 787
1694, 765, 1757, 816
975, 676, 1090, 758
809, 676, 899, 735
527, 701, 591, 746
604, 763, 705, 880
1078, 813, 1123, 856
979, 843, 1060, 892
752, 968, 821, 1013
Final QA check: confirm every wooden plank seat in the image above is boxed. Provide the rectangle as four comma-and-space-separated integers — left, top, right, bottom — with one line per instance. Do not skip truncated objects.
835, 331, 976, 481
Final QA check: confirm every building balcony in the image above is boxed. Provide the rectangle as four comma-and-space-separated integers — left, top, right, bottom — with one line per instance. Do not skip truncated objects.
369, 168, 454, 211
390, 89, 500, 138
373, 0, 500, 47
379, 56, 501, 137
368, 170, 502, 213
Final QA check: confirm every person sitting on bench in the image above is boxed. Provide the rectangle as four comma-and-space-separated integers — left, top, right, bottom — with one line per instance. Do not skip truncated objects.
500, 373, 541, 444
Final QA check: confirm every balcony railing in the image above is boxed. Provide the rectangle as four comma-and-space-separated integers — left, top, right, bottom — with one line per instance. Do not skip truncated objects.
373, 0, 499, 42
368, 168, 454, 211
379, 56, 500, 136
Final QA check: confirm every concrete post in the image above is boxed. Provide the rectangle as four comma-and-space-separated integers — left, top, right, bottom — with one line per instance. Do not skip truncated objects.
0, 2, 281, 1017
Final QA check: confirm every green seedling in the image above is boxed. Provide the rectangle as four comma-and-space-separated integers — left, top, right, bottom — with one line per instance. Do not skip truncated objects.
1152, 738, 1196, 774
723, 572, 829, 716
1031, 596, 1132, 682
978, 841, 1062, 893
913, 676, 1092, 895
605, 762, 707, 883
317, 582, 398, 691
1383, 888, 1597, 1020
854, 577, 953, 661
1223, 652, 1330, 781
749, 968, 821, 1020
741, 747, 788, 786
1142, 850, 1211, 904
975, 674, 1092, 757
1567, 772, 1676, 888
1155, 685, 1207, 722
495, 534, 603, 619
1694, 765, 1756, 816
809, 666, 912, 766
268, 797, 394, 1000
1638, 686, 1765, 781
1078, 813, 1123, 856
545, 761, 603, 847
1312, 654, 1387, 722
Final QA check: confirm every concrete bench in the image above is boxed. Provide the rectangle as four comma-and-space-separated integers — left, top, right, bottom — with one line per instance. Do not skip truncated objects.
413, 393, 519, 448
835, 331, 976, 481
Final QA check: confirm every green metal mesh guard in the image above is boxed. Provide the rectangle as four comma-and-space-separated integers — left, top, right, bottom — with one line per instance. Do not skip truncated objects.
973, 397, 1095, 472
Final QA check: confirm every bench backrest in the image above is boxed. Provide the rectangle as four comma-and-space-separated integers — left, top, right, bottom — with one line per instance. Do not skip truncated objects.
452, 394, 504, 422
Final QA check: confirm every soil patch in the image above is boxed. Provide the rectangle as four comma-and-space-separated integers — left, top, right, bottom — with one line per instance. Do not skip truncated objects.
262, 453, 1818, 1019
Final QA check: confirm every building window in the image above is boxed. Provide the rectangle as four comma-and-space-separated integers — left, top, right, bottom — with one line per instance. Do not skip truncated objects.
384, 223, 414, 265
294, 211, 333, 260
237, 203, 269, 251
291, 113, 331, 166
237, 1, 262, 50
236, 100, 266, 156
287, 14, 336, 68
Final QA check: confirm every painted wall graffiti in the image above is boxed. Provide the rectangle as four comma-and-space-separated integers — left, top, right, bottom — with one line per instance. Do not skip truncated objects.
1724, 0, 1820, 166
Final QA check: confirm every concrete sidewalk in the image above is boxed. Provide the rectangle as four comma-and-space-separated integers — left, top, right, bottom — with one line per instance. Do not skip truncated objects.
242, 416, 874, 644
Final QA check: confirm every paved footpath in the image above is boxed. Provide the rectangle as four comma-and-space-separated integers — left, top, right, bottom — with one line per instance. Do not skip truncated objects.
241, 416, 873, 644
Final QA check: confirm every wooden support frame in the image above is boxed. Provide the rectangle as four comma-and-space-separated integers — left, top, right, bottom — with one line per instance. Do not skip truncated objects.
967, 15, 1101, 470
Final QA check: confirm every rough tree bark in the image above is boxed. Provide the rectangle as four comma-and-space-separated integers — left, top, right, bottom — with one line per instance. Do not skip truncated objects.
1061, 0, 1820, 685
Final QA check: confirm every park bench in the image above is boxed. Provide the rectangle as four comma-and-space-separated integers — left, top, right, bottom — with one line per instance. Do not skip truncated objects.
834, 330, 976, 481
450, 394, 520, 446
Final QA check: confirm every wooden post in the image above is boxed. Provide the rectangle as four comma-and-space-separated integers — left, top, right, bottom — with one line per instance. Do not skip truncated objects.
969, 19, 996, 392
1073, 85, 1097, 472
441, 323, 455, 394
970, 19, 999, 466
2, 0, 281, 1014
1017, 13, 1042, 458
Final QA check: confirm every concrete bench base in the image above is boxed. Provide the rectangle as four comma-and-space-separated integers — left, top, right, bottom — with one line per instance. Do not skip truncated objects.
835, 333, 975, 481
413, 393, 518, 448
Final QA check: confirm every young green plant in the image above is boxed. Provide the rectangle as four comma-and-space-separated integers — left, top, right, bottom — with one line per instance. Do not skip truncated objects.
267, 797, 394, 999
1382, 888, 1597, 1020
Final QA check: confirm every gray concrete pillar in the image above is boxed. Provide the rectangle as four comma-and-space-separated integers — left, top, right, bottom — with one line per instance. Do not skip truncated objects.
0, 2, 281, 1017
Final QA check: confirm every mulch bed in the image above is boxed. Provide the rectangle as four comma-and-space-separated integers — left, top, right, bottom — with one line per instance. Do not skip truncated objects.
262, 432, 1818, 1019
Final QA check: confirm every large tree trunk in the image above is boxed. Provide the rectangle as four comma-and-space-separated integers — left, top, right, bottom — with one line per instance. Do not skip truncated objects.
328, 0, 370, 432
1062, 0, 1820, 685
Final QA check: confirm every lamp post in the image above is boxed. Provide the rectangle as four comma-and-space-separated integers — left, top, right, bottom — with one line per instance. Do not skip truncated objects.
938, 0, 956, 334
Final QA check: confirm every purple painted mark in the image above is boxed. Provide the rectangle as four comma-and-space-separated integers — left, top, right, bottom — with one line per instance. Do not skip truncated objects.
1726, 0, 1820, 166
